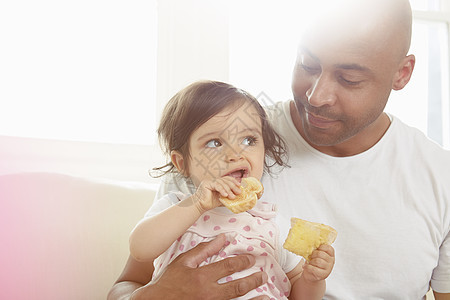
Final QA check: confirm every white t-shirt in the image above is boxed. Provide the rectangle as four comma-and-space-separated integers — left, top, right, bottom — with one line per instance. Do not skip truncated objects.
156, 101, 450, 299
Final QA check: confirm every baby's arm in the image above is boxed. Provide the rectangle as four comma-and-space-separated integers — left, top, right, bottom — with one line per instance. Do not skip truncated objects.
129, 177, 241, 262
287, 244, 335, 300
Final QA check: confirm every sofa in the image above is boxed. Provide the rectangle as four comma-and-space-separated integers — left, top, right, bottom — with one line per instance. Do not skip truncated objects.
0, 172, 156, 300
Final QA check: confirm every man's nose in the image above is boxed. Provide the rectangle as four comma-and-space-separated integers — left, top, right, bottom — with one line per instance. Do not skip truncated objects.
306, 73, 337, 107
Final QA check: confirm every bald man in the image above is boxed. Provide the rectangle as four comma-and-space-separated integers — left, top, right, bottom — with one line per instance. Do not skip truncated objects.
108, 0, 450, 299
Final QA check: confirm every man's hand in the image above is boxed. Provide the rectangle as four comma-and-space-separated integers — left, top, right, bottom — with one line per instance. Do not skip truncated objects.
131, 234, 268, 300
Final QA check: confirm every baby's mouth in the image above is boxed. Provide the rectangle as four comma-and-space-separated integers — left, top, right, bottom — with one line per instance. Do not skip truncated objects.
225, 169, 248, 183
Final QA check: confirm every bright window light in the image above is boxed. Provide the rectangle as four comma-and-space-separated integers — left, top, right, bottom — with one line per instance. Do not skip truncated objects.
0, 0, 157, 145
410, 0, 440, 11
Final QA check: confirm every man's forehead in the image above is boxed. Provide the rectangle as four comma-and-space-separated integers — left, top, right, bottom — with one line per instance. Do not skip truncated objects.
298, 34, 378, 63
298, 45, 376, 76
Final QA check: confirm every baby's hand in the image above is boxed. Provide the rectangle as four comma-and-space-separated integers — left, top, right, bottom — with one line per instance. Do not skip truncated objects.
192, 177, 241, 213
301, 244, 335, 282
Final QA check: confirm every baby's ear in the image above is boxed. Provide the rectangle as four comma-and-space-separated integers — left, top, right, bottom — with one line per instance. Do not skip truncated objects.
170, 150, 187, 175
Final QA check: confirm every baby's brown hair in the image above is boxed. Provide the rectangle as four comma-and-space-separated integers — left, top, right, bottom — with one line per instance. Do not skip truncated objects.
153, 80, 287, 177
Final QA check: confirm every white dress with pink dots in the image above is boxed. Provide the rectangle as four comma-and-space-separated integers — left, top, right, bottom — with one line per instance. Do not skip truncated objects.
143, 192, 301, 299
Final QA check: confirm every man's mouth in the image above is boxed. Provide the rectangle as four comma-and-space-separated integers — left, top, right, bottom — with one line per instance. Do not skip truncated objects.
306, 111, 337, 129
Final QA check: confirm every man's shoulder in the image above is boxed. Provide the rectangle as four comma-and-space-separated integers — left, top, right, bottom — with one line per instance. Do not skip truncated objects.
265, 100, 289, 116
265, 100, 292, 127
390, 116, 450, 176
392, 116, 449, 154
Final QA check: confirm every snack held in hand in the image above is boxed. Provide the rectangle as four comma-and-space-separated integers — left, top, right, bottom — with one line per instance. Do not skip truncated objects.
219, 177, 263, 213
283, 217, 337, 261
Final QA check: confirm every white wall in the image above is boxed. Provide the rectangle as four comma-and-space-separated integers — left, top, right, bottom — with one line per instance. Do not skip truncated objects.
156, 0, 230, 119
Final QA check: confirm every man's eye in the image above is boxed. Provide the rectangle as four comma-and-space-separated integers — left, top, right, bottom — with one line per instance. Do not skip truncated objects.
300, 63, 320, 74
205, 139, 222, 148
242, 136, 257, 146
340, 76, 363, 86
299, 54, 320, 74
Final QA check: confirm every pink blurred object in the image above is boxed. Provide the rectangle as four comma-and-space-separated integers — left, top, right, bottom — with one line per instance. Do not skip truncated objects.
0, 172, 155, 300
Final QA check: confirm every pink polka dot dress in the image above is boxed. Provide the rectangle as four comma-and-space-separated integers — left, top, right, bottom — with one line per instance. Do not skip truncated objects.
145, 192, 300, 299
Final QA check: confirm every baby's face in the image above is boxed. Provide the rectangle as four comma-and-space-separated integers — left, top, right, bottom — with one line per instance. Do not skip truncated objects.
187, 102, 265, 187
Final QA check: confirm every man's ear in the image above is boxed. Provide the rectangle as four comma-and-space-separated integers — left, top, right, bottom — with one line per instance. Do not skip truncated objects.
170, 150, 187, 175
392, 54, 415, 91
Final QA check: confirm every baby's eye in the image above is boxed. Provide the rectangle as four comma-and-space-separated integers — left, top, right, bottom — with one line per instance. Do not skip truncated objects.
242, 136, 257, 146
205, 139, 222, 148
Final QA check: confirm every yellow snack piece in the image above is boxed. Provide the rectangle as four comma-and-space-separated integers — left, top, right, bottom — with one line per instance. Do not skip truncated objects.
219, 177, 263, 214
283, 217, 337, 261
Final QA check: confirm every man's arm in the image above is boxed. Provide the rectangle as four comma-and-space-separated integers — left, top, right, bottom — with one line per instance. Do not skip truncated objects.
108, 235, 268, 300
107, 255, 154, 300
433, 292, 450, 300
